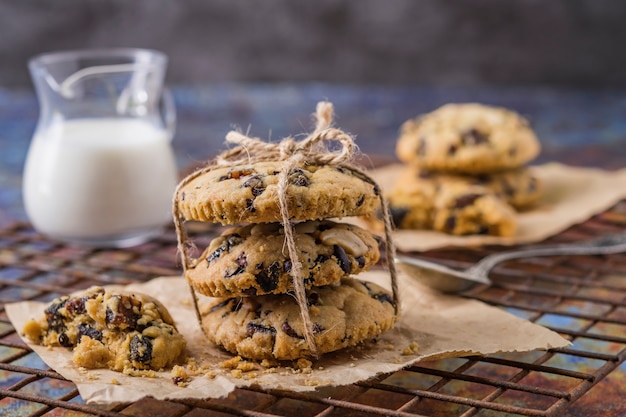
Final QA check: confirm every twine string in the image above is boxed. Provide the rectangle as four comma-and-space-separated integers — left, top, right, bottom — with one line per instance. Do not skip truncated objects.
172, 101, 400, 358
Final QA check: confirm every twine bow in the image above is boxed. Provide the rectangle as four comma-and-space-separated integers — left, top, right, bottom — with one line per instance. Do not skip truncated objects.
216, 101, 355, 167
173, 101, 399, 358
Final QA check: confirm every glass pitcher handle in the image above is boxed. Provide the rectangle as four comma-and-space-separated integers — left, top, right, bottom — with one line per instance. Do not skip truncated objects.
161, 87, 176, 140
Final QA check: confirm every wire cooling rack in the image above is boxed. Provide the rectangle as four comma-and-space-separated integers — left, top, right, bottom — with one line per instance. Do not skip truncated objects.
1, 201, 625, 416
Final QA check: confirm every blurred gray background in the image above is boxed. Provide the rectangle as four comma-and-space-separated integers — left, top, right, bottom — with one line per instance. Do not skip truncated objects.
2, 0, 626, 88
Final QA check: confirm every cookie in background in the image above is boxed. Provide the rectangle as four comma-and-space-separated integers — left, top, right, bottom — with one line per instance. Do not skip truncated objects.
384, 103, 543, 236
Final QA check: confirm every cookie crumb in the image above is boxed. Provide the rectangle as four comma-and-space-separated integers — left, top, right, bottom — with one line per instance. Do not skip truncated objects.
123, 368, 158, 378
402, 341, 420, 355
110, 378, 120, 385
220, 356, 242, 369
304, 379, 320, 387
231, 369, 243, 378
295, 358, 313, 370
385, 344, 395, 350
260, 358, 279, 368
171, 365, 190, 386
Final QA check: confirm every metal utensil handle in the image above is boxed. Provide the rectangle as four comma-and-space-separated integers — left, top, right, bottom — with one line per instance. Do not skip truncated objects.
469, 233, 626, 276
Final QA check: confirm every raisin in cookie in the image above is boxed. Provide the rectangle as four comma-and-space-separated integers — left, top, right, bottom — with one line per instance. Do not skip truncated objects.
396, 103, 540, 174
202, 277, 396, 360
187, 220, 380, 298
22, 287, 186, 372
176, 162, 380, 224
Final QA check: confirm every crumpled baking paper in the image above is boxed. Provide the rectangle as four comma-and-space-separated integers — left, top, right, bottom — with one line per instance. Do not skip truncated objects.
6, 270, 569, 404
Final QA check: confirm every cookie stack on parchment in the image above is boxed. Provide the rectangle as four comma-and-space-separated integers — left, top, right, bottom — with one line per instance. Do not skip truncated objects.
174, 119, 397, 361
389, 103, 543, 236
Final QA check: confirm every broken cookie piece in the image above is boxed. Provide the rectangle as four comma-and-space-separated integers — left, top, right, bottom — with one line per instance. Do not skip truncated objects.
22, 286, 186, 372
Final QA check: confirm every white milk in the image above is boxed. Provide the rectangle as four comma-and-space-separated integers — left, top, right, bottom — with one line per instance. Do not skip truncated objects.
23, 118, 178, 245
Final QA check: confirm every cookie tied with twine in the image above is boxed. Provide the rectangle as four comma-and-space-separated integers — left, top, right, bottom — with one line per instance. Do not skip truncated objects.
173, 101, 400, 358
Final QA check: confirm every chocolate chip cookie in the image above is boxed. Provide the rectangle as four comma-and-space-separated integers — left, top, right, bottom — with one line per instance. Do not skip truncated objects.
431, 183, 517, 236
396, 103, 540, 174
393, 166, 542, 211
22, 287, 186, 372
187, 220, 380, 297
386, 168, 518, 236
201, 277, 396, 360
177, 162, 380, 224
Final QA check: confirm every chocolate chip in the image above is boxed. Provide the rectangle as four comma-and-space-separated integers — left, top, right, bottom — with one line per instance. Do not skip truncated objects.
283, 259, 292, 273
307, 292, 320, 306
373, 292, 394, 306
477, 226, 490, 235
225, 253, 247, 278
78, 324, 103, 342
315, 254, 330, 264
356, 256, 366, 268
318, 223, 332, 232
246, 322, 276, 336
105, 295, 141, 329
209, 299, 233, 312
245, 198, 256, 212
282, 321, 303, 339
255, 261, 279, 292
173, 376, 187, 385
130, 334, 153, 364
528, 177, 537, 193
454, 193, 482, 209
289, 168, 310, 187
65, 289, 103, 316
58, 332, 72, 347
64, 297, 88, 315
448, 144, 458, 155
227, 234, 244, 247
444, 216, 456, 232
356, 194, 365, 207
333, 244, 351, 274
206, 234, 244, 264
44, 297, 68, 333
313, 323, 324, 334
225, 265, 246, 277
461, 129, 489, 145
390, 206, 410, 228
242, 175, 265, 197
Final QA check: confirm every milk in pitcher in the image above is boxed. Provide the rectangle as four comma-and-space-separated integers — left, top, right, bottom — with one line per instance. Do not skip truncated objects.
23, 118, 178, 246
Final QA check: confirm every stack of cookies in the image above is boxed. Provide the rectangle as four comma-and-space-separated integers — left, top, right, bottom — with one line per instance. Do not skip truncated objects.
389, 103, 542, 236
175, 161, 397, 361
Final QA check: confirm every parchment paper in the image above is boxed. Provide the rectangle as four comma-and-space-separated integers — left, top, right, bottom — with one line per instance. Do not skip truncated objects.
7, 270, 569, 404
365, 162, 626, 251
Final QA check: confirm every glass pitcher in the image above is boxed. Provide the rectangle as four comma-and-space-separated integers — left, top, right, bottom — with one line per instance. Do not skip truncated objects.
23, 48, 178, 247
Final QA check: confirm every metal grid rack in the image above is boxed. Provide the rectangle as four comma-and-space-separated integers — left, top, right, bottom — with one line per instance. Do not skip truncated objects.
1, 201, 625, 416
